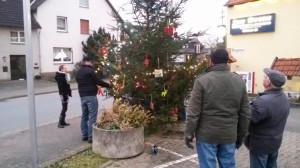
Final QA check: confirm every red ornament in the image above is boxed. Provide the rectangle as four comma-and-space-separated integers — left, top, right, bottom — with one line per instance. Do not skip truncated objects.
144, 53, 149, 67
149, 102, 155, 110
102, 47, 108, 55
97, 87, 104, 96
164, 26, 174, 36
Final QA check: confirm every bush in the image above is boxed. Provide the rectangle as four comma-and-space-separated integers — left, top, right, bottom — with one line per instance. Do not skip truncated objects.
96, 99, 152, 130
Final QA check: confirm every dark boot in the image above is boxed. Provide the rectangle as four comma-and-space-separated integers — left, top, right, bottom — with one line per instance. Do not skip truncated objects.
61, 103, 69, 126
62, 115, 70, 126
58, 115, 64, 128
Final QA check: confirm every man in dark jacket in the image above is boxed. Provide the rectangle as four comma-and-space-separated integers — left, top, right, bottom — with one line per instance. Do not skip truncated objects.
185, 49, 251, 168
76, 57, 111, 143
245, 68, 290, 168
55, 65, 72, 128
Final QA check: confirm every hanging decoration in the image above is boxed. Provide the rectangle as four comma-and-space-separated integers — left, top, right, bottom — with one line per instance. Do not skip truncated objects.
163, 19, 174, 36
144, 53, 149, 67
149, 94, 155, 110
154, 58, 163, 77
97, 86, 104, 96
102, 47, 108, 55
161, 84, 168, 97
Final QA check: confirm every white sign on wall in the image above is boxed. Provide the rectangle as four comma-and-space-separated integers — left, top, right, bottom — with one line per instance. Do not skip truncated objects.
236, 71, 255, 94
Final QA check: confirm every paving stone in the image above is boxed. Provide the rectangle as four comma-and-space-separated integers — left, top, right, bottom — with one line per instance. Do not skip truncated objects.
104, 122, 300, 168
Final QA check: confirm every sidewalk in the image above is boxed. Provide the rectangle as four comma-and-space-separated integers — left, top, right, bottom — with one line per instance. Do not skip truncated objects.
0, 80, 299, 168
0, 79, 78, 101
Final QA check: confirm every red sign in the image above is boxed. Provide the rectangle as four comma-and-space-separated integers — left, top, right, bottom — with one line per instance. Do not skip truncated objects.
226, 0, 259, 6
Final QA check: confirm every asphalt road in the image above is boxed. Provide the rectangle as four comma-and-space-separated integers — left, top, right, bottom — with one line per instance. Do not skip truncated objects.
0, 92, 113, 135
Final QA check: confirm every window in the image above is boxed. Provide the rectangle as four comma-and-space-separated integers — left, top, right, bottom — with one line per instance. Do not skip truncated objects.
80, 19, 89, 34
79, 0, 88, 7
10, 31, 25, 43
53, 47, 73, 64
57, 17, 68, 32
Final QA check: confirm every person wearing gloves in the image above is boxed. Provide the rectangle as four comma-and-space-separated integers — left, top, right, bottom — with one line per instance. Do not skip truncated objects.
55, 65, 72, 128
184, 49, 251, 168
245, 68, 290, 168
76, 56, 111, 143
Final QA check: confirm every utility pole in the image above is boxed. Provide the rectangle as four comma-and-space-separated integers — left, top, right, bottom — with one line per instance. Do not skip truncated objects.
22, 0, 38, 167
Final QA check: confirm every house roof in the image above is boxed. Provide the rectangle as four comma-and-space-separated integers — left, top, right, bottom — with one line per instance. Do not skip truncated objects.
271, 57, 300, 76
0, 0, 41, 29
225, 0, 259, 7
226, 48, 237, 63
31, 0, 47, 10
104, 0, 124, 24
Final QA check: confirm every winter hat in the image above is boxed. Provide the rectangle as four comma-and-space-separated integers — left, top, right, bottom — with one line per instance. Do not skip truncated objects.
263, 68, 286, 87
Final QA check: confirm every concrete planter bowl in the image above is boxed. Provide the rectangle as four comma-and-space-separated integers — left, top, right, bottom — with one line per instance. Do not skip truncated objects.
92, 124, 144, 158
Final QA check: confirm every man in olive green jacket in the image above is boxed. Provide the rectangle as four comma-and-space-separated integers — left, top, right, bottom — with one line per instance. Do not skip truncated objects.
185, 49, 251, 168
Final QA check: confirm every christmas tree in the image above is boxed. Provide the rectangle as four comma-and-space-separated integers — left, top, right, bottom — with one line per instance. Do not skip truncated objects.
81, 27, 118, 78
82, 0, 207, 120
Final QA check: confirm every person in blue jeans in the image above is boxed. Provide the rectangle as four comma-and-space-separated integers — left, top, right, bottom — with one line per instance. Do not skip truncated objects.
185, 49, 251, 168
76, 56, 111, 143
244, 68, 290, 168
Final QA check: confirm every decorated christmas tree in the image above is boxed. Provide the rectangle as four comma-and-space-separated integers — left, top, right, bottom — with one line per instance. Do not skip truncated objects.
82, 0, 207, 120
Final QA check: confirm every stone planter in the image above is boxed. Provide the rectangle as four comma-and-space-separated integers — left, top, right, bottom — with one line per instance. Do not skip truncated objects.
92, 124, 144, 158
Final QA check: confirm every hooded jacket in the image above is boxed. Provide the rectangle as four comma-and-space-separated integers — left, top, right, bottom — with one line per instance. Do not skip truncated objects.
75, 65, 110, 97
185, 64, 251, 144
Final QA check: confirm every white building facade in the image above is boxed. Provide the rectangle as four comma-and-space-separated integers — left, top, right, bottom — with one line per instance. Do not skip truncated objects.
0, 0, 120, 80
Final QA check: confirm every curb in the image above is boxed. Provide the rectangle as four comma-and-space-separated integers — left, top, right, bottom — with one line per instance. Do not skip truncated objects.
0, 88, 78, 101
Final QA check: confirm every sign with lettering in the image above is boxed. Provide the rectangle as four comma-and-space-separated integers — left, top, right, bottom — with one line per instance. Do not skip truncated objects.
236, 71, 255, 94
230, 13, 275, 35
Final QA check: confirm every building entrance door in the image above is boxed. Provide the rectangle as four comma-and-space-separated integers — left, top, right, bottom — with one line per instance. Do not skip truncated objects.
10, 55, 26, 80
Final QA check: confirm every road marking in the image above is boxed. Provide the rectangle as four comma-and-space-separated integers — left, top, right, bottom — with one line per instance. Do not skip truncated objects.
153, 154, 198, 168
145, 142, 199, 166
145, 142, 184, 157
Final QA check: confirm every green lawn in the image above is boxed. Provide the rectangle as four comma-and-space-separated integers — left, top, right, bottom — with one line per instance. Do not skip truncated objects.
46, 148, 108, 168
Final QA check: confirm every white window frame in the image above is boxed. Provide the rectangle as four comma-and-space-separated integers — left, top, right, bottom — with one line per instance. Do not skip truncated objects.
10, 31, 25, 44
53, 47, 73, 64
57, 16, 68, 32
79, 0, 89, 8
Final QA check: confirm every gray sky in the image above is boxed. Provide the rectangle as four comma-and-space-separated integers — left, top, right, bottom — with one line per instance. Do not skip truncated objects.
110, 0, 228, 36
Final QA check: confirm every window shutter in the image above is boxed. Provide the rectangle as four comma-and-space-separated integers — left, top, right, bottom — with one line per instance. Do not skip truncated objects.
80, 20, 89, 34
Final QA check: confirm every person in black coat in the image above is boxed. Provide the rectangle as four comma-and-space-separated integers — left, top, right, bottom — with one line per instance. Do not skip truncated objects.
76, 56, 111, 143
245, 68, 290, 168
55, 65, 72, 128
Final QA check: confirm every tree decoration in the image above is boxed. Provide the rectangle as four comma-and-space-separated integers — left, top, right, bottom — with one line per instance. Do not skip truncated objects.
154, 58, 163, 77
161, 84, 168, 97
149, 94, 155, 110
164, 26, 174, 36
144, 53, 149, 67
97, 86, 104, 96
102, 47, 108, 55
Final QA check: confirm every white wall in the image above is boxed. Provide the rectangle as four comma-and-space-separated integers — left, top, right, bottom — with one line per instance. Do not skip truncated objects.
36, 0, 118, 73
0, 27, 40, 80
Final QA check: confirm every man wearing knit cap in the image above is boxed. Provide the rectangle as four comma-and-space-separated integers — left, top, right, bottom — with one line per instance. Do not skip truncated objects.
185, 48, 251, 168
245, 68, 290, 168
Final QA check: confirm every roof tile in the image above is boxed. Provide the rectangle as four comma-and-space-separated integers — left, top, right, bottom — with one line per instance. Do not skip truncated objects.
271, 58, 300, 76
0, 0, 41, 29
